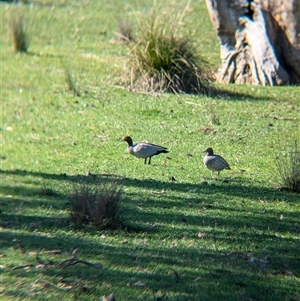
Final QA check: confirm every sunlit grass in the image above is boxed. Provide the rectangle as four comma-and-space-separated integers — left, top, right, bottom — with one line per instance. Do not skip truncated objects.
0, 0, 299, 300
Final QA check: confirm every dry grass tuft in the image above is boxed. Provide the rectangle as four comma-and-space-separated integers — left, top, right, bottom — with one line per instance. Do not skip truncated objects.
40, 183, 59, 197
8, 4, 28, 53
61, 61, 81, 96
117, 19, 134, 43
123, 4, 212, 94
69, 182, 123, 229
274, 140, 300, 193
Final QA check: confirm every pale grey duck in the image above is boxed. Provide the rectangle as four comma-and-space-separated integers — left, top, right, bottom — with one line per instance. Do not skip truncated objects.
203, 147, 231, 176
122, 136, 168, 165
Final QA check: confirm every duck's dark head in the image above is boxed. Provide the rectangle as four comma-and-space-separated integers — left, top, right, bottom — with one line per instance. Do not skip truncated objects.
203, 147, 214, 155
121, 136, 133, 146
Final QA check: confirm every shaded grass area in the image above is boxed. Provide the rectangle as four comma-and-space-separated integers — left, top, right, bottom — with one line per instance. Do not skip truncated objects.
274, 140, 300, 193
2, 230, 299, 301
1, 170, 299, 300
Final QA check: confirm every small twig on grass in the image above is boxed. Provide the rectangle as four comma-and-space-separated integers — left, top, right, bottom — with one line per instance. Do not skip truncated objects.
36, 252, 47, 265
103, 293, 117, 301
169, 268, 185, 283
58, 248, 104, 269
185, 100, 202, 106
42, 249, 62, 255
159, 268, 185, 283
35, 252, 52, 269
11, 264, 35, 270
13, 238, 26, 254
270, 114, 296, 121
86, 171, 123, 178
11, 247, 104, 271
11, 251, 53, 270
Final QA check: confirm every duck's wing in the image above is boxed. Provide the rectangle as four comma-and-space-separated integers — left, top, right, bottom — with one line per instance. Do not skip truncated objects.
212, 155, 231, 170
146, 142, 168, 151
133, 142, 168, 158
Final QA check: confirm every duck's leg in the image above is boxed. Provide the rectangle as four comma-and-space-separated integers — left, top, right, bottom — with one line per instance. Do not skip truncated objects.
144, 158, 147, 164
148, 157, 152, 165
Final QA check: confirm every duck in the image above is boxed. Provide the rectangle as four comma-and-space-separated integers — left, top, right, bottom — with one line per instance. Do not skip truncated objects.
122, 136, 168, 164
203, 147, 231, 176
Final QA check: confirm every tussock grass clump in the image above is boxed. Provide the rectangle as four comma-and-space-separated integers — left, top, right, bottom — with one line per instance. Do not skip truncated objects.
69, 182, 123, 229
40, 183, 59, 197
124, 5, 212, 94
8, 4, 28, 53
207, 104, 221, 125
274, 140, 300, 193
117, 19, 134, 43
61, 61, 81, 96
64, 68, 81, 96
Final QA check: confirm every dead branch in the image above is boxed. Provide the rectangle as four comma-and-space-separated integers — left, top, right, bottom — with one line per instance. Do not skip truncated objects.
59, 259, 104, 269
58, 248, 104, 269
11, 247, 104, 271
35, 252, 54, 269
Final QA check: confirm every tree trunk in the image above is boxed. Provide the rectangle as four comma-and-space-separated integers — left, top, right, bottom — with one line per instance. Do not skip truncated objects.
205, 0, 300, 85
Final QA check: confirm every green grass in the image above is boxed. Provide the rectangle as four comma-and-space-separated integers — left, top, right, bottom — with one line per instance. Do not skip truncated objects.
1, 1, 299, 300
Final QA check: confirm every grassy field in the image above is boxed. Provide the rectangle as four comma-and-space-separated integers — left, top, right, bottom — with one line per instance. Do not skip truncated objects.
1, 0, 299, 300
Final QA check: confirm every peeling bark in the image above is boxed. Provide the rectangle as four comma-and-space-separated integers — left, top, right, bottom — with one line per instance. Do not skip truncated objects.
205, 0, 300, 85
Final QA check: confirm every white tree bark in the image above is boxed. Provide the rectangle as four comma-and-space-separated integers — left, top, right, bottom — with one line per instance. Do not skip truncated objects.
205, 0, 300, 85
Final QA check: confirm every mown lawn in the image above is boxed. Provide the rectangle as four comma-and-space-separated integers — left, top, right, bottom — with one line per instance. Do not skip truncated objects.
1, 1, 299, 300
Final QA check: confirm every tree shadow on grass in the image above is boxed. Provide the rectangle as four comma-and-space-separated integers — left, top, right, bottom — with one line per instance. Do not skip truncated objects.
207, 86, 273, 102
1, 168, 299, 232
1, 168, 299, 300
1, 168, 299, 202
1, 168, 299, 236
1, 228, 299, 301
206, 83, 298, 102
